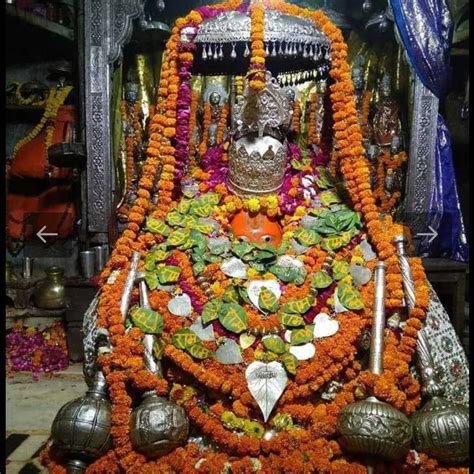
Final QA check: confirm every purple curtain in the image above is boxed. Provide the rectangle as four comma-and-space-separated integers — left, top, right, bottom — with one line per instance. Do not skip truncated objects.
390, 0, 469, 262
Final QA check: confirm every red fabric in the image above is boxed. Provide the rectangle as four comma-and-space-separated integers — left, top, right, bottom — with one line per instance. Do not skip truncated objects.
10, 105, 76, 179
7, 185, 76, 240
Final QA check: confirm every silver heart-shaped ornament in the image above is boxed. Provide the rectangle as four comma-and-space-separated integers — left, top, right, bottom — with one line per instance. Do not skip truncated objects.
221, 257, 247, 279
245, 361, 288, 422
167, 294, 192, 317
313, 312, 339, 338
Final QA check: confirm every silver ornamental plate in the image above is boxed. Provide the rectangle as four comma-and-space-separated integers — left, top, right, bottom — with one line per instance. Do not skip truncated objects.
168, 294, 193, 317
313, 313, 339, 338
215, 338, 243, 364
245, 361, 288, 422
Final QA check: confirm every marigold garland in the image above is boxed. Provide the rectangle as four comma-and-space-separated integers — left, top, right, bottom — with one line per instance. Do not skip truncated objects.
40, 1, 461, 473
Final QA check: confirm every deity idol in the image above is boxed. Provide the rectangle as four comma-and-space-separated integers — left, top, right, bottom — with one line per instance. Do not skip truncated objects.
44, 1, 469, 473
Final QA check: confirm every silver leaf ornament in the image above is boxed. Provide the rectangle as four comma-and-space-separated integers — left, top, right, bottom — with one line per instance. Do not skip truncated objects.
215, 338, 243, 364
168, 293, 192, 317
313, 313, 339, 338
189, 317, 215, 341
359, 239, 376, 261
220, 257, 247, 279
245, 361, 288, 422
289, 342, 316, 360
349, 264, 372, 286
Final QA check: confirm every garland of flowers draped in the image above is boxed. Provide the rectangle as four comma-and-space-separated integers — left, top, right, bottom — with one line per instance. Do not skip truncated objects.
40, 1, 462, 472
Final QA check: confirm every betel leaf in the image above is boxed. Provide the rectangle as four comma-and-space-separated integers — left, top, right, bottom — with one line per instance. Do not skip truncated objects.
156, 265, 181, 284
290, 327, 313, 345
223, 285, 240, 304
130, 307, 163, 334
262, 335, 286, 355
283, 295, 315, 315
321, 231, 352, 251
190, 203, 213, 218
192, 261, 206, 276
320, 190, 341, 206
177, 199, 191, 214
237, 285, 251, 304
315, 166, 332, 189
187, 342, 213, 359
191, 221, 214, 235
166, 210, 185, 227
269, 264, 296, 283
172, 328, 198, 349
281, 352, 299, 375
310, 271, 333, 289
278, 312, 305, 327
337, 283, 364, 310
258, 287, 279, 313
231, 241, 253, 259
201, 300, 222, 325
167, 229, 190, 247
293, 228, 320, 247
146, 217, 170, 236
218, 303, 248, 333
332, 260, 350, 280
196, 192, 220, 207
145, 271, 159, 290
153, 338, 166, 360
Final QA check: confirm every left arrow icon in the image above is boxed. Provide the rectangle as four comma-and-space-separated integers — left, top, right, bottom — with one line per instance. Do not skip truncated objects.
37, 225, 59, 243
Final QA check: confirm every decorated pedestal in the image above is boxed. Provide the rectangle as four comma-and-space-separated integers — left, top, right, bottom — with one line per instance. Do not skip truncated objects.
43, 1, 469, 472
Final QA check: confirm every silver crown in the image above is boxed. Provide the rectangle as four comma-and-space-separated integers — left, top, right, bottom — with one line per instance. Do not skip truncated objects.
227, 72, 291, 198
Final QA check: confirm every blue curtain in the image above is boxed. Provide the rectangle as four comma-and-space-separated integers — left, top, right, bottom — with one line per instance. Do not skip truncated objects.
390, 0, 469, 262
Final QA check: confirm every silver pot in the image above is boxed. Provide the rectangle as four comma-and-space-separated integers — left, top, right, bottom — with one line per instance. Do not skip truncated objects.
129, 391, 189, 458
51, 371, 112, 460
411, 331, 469, 464
337, 396, 412, 460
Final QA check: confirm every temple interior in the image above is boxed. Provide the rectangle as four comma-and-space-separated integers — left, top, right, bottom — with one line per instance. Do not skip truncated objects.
5, 1, 470, 473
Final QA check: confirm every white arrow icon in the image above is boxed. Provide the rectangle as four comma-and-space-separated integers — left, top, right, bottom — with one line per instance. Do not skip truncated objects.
415, 225, 438, 244
37, 225, 59, 244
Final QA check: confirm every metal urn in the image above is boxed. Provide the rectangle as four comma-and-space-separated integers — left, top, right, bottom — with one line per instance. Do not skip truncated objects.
336, 262, 412, 461
129, 391, 189, 458
411, 331, 469, 464
51, 370, 112, 470
129, 269, 189, 458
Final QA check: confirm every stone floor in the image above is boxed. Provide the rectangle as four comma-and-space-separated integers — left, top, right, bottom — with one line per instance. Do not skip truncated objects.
5, 364, 87, 473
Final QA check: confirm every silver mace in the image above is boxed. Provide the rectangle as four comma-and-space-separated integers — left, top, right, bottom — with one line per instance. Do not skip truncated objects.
393, 236, 470, 464
336, 261, 412, 467
129, 271, 189, 458
49, 252, 142, 473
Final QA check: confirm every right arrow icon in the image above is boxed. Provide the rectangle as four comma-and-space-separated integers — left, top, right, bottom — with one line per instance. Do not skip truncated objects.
415, 225, 438, 244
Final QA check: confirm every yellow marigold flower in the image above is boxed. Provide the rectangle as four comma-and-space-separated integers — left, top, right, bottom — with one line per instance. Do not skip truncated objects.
247, 198, 260, 213
247, 268, 259, 279
263, 272, 276, 280
295, 206, 306, 217
282, 231, 294, 241
350, 256, 365, 266
267, 195, 279, 209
